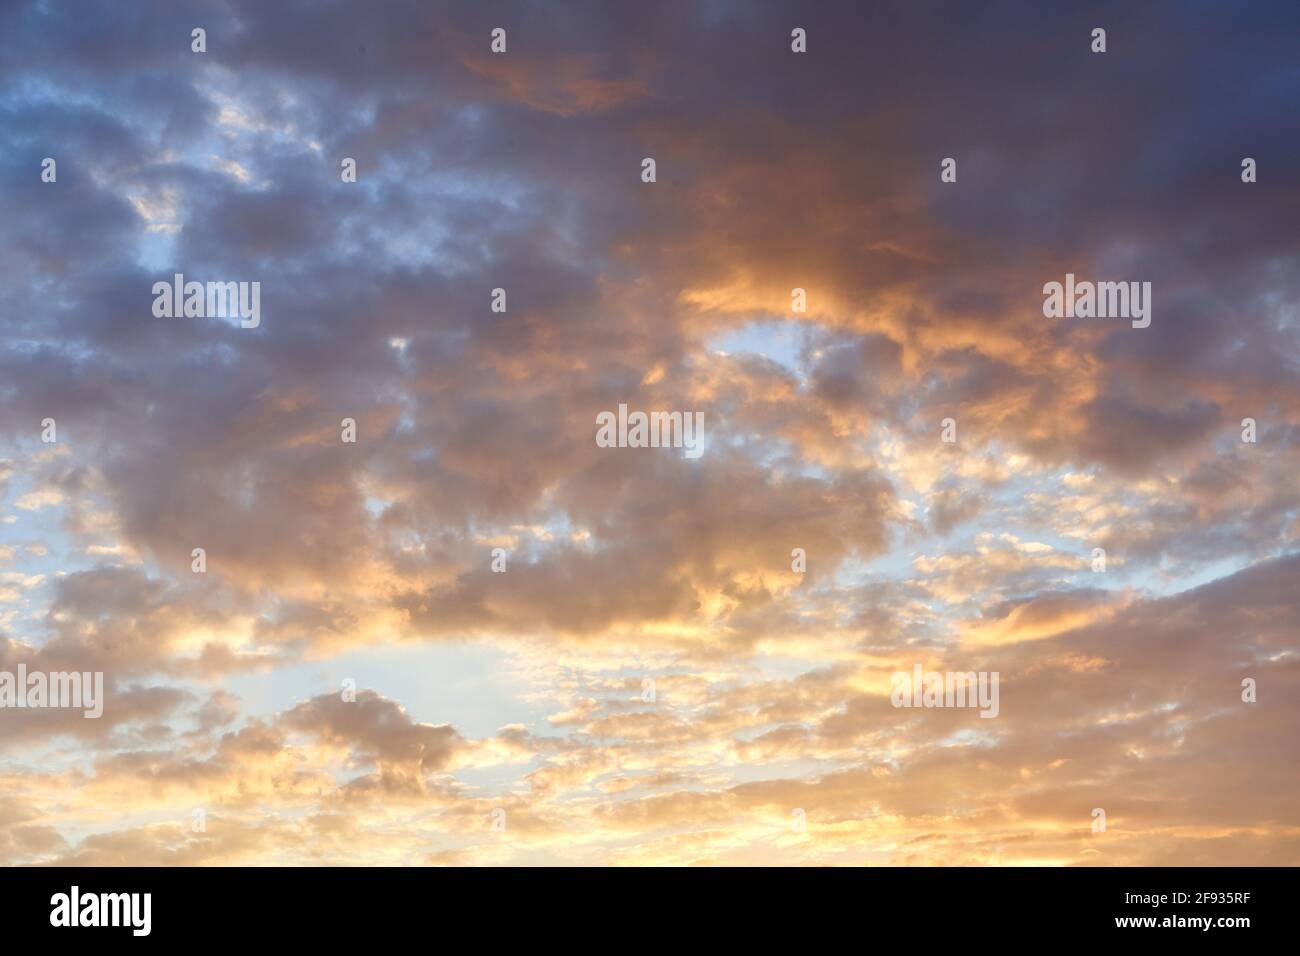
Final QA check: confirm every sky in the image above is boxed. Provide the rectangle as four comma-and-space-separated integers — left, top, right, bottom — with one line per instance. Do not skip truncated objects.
1, 0, 1298, 866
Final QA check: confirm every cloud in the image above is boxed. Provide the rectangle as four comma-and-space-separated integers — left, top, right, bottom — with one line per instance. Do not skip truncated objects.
0, 0, 1296, 865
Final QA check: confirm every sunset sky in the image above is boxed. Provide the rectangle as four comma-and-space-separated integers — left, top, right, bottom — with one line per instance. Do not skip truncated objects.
1, 0, 1298, 866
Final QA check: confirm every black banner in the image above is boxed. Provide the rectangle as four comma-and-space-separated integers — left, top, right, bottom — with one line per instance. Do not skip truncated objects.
0, 866, 1284, 942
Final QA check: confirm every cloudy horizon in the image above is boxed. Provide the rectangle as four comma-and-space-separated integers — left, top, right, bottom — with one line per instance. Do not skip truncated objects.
1, 0, 1298, 866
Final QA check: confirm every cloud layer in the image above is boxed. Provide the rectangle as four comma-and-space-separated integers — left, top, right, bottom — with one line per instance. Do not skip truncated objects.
1, 0, 1297, 865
